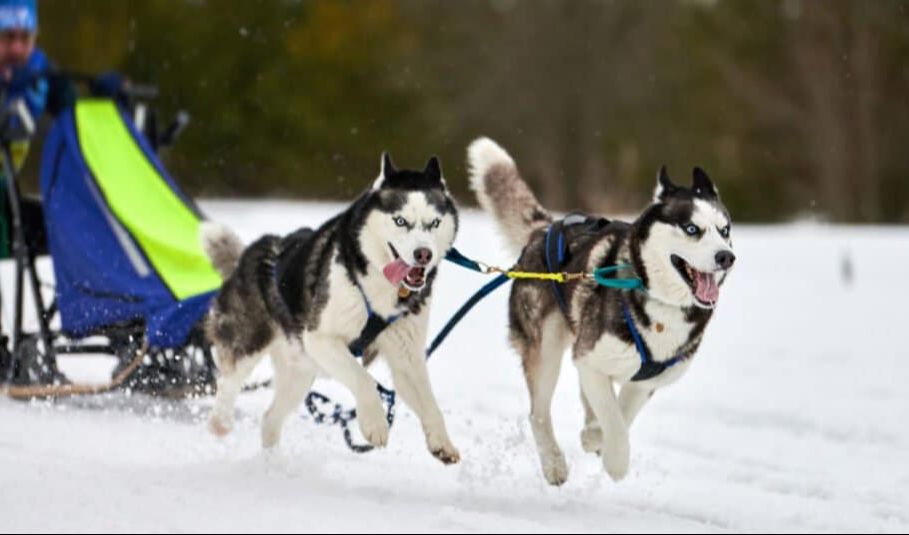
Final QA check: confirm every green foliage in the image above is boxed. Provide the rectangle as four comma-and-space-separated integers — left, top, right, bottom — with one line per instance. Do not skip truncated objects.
32, 0, 909, 222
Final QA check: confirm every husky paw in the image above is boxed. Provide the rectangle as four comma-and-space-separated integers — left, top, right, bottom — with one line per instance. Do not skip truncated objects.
430, 442, 461, 465
602, 435, 630, 482
209, 413, 233, 437
357, 400, 390, 448
542, 453, 569, 486
425, 426, 460, 464
581, 424, 603, 454
261, 420, 282, 450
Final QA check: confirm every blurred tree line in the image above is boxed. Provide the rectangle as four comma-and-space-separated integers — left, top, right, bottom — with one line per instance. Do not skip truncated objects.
32, 0, 909, 222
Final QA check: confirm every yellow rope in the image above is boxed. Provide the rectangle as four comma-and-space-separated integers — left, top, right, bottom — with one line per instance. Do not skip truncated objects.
482, 265, 591, 283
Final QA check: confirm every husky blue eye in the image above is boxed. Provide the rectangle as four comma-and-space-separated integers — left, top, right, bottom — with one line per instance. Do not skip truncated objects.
719, 225, 731, 238
393, 216, 408, 227
683, 224, 700, 236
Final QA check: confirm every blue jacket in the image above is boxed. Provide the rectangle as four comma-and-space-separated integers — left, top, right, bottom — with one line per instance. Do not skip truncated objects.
3, 47, 50, 127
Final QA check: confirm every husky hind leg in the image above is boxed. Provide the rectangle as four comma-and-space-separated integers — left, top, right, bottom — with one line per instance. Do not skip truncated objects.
210, 350, 265, 436
261, 341, 318, 449
519, 313, 572, 486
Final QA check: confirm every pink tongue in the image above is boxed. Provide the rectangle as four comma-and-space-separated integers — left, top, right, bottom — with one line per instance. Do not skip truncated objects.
383, 259, 411, 286
695, 271, 719, 303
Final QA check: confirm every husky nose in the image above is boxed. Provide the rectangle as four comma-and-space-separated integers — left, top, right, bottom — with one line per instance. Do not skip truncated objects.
414, 248, 433, 266
715, 250, 736, 269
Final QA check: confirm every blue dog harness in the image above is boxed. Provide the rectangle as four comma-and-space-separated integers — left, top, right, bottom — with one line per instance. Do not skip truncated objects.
347, 280, 405, 358
620, 301, 690, 381
543, 215, 689, 382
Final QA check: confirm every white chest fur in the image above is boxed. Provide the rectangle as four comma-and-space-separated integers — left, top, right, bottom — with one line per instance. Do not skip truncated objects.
578, 299, 696, 385
636, 300, 694, 361
316, 253, 406, 339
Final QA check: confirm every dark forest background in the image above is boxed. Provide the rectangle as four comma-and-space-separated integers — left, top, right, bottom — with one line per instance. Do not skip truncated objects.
31, 0, 909, 222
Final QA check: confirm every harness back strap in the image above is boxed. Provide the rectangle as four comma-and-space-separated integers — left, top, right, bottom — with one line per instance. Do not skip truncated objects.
544, 220, 569, 317
544, 213, 608, 320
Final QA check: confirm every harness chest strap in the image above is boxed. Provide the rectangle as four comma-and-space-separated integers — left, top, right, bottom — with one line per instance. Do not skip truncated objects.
347, 280, 405, 357
542, 217, 687, 382
620, 300, 690, 382
272, 249, 405, 358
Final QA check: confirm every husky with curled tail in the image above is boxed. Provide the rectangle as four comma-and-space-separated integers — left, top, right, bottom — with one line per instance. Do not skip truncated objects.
468, 137, 736, 485
201, 153, 461, 464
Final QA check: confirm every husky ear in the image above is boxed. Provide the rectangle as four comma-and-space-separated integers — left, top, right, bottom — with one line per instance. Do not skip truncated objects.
692, 167, 718, 199
424, 156, 445, 187
373, 151, 397, 190
653, 165, 676, 202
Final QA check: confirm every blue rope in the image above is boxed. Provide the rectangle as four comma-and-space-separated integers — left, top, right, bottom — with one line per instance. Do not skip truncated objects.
442, 247, 485, 273
305, 384, 397, 453
427, 273, 510, 357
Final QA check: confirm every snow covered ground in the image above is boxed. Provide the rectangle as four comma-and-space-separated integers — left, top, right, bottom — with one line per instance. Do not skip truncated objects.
1, 200, 907, 533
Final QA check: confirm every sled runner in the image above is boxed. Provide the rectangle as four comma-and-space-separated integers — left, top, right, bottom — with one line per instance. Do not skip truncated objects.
0, 74, 219, 399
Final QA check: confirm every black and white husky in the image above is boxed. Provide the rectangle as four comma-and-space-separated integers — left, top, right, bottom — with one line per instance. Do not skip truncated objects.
200, 154, 461, 464
468, 138, 736, 485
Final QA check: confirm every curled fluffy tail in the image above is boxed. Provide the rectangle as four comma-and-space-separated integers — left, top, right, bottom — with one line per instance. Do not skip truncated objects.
467, 137, 552, 258
200, 222, 244, 279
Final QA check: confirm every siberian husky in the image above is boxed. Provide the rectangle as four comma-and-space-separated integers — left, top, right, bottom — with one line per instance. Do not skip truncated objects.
468, 137, 735, 484
201, 153, 461, 464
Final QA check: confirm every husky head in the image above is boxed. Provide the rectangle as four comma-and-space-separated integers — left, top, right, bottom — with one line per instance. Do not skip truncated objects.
358, 152, 459, 292
632, 166, 735, 310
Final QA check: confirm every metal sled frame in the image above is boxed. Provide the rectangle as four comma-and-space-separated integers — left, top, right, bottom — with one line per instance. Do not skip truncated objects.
0, 141, 216, 400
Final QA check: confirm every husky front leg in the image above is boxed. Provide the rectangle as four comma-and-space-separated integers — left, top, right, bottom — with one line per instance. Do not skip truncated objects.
581, 382, 653, 453
304, 333, 389, 448
380, 314, 460, 464
577, 360, 630, 482
618, 382, 655, 428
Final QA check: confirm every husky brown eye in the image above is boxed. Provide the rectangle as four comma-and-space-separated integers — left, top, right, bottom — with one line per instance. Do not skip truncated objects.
393, 216, 408, 227
430, 218, 441, 229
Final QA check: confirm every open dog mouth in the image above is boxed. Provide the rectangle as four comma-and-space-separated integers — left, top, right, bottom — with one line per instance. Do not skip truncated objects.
671, 254, 719, 308
384, 243, 427, 291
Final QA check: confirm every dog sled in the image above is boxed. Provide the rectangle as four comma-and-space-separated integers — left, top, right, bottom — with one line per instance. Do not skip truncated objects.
0, 74, 220, 399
